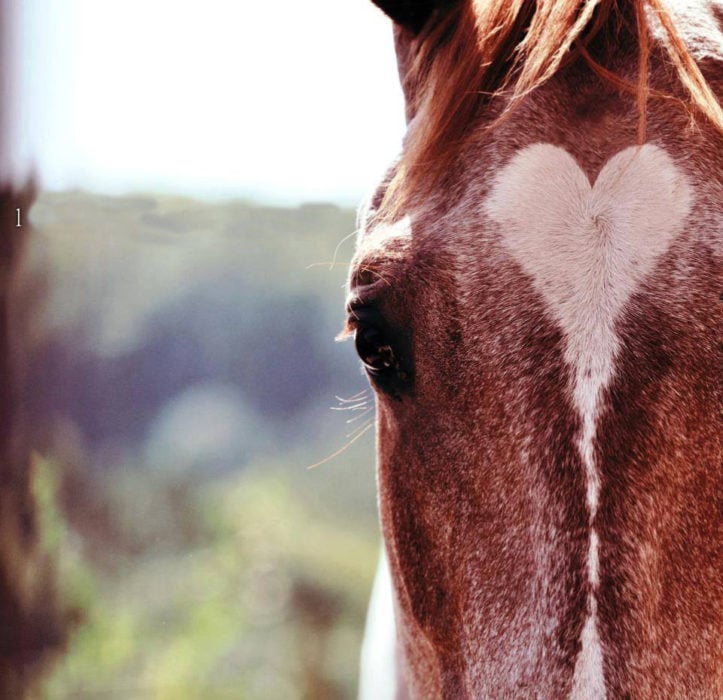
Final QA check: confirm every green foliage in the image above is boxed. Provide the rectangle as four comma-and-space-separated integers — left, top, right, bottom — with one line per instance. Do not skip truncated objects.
24, 191, 381, 698
33, 455, 97, 624
39, 458, 378, 699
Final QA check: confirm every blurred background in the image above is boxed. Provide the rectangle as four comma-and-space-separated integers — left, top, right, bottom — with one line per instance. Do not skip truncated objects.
5, 1, 405, 697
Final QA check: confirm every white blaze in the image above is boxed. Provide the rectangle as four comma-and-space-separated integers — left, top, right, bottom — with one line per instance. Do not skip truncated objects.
485, 143, 692, 698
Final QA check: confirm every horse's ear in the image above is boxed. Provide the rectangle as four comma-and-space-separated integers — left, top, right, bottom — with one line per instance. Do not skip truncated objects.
372, 1, 461, 121
370, 0, 442, 35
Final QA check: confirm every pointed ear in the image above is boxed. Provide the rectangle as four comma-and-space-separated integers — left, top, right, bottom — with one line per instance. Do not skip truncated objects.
370, 0, 440, 34
373, 1, 463, 121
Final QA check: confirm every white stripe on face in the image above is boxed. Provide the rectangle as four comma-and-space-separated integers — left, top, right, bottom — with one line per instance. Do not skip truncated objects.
485, 143, 692, 698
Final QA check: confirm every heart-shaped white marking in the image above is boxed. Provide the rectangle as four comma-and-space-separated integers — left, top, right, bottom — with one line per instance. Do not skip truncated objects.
485, 144, 691, 391
484, 143, 692, 700
485, 144, 692, 508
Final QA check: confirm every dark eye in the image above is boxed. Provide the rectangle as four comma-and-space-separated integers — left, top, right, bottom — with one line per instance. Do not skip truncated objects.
348, 306, 413, 393
355, 326, 400, 376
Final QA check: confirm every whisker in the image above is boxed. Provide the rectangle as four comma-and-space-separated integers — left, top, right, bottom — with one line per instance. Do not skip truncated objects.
306, 422, 374, 470
346, 417, 375, 440
334, 390, 369, 403
305, 260, 352, 270
346, 406, 374, 425
331, 402, 368, 412
330, 228, 360, 270
358, 264, 393, 288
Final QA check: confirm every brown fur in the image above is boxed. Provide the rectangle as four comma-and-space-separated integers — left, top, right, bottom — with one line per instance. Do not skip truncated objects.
354, 1, 722, 696
381, 0, 723, 217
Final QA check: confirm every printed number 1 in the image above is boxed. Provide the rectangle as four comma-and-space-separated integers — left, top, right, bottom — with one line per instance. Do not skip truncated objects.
15, 208, 21, 227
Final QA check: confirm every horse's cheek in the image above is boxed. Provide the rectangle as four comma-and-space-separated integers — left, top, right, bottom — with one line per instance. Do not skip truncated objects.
375, 403, 469, 689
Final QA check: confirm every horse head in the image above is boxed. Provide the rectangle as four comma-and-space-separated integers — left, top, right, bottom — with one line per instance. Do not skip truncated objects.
351, 1, 722, 697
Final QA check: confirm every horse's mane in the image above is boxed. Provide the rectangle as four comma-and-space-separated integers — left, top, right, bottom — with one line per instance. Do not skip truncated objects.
383, 0, 723, 216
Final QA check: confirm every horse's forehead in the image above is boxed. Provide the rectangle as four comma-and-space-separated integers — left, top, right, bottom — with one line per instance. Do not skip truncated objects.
358, 135, 700, 293
478, 143, 694, 311
351, 215, 413, 291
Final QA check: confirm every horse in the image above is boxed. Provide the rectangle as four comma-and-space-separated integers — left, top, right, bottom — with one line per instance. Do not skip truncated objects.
346, 1, 722, 697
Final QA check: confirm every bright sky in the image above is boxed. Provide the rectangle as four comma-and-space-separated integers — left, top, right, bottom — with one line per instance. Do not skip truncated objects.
12, 0, 406, 204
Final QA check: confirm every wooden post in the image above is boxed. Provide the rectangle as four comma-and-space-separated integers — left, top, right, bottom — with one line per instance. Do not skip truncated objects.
0, 3, 67, 694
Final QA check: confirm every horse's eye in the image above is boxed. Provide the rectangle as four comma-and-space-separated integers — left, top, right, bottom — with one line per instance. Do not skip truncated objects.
348, 306, 413, 392
355, 326, 399, 375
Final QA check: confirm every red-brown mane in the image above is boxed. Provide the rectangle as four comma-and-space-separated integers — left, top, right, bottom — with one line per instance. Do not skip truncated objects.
384, 0, 723, 215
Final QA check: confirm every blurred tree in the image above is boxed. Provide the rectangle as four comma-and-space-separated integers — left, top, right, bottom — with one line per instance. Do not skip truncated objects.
0, 181, 69, 694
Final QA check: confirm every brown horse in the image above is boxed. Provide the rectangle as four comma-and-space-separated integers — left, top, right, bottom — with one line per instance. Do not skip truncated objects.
349, 1, 722, 697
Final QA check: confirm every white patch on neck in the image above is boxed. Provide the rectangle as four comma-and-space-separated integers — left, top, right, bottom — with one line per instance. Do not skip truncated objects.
485, 143, 692, 698
359, 548, 398, 700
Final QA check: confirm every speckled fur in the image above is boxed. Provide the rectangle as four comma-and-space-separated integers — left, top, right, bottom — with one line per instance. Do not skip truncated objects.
354, 3, 722, 698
